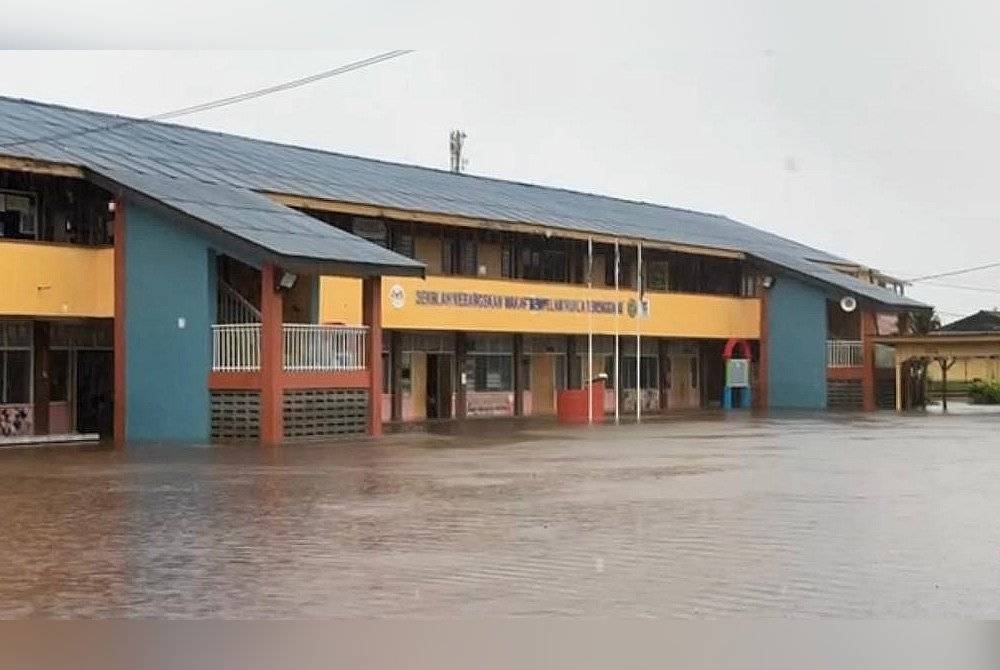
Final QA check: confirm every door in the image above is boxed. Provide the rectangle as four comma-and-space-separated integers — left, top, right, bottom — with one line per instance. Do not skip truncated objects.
426, 354, 453, 419
530, 355, 556, 415
76, 350, 113, 436
669, 354, 699, 409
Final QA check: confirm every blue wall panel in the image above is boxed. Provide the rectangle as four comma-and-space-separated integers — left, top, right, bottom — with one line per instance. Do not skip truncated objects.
125, 204, 215, 442
767, 274, 828, 409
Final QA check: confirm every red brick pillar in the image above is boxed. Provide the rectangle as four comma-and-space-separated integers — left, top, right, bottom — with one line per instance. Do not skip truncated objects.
363, 276, 383, 437
259, 264, 285, 444
861, 309, 877, 411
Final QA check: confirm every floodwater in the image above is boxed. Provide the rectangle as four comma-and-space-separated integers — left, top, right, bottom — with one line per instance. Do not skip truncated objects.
2, 408, 1000, 618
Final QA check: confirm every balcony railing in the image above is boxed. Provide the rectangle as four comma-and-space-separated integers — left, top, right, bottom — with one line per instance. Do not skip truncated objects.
283, 324, 367, 372
211, 323, 368, 372
827, 340, 863, 368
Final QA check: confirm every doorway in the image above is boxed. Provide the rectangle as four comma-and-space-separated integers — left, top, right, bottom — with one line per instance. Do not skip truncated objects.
426, 353, 453, 419
530, 355, 557, 415
76, 350, 113, 436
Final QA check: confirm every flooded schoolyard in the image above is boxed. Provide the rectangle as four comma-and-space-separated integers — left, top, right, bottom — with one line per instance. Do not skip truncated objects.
1, 408, 999, 618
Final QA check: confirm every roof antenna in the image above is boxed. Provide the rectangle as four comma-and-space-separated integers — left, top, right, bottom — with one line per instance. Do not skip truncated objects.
449, 130, 467, 173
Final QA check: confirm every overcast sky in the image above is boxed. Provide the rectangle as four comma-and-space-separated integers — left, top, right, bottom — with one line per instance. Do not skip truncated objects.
2, 1, 999, 320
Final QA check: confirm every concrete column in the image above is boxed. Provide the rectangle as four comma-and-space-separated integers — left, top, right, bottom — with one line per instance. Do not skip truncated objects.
513, 333, 524, 416
363, 277, 383, 437
455, 331, 468, 419
113, 197, 127, 446
32, 320, 51, 435
390, 330, 403, 423
566, 335, 580, 389
894, 355, 903, 412
259, 264, 285, 445
755, 282, 770, 410
861, 309, 877, 411
658, 339, 669, 412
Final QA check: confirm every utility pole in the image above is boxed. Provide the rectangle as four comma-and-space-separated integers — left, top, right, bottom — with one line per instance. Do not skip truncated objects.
449, 130, 467, 173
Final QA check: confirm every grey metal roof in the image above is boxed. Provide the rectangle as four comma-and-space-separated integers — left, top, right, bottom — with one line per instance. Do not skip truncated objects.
87, 168, 424, 277
937, 310, 1000, 334
0, 96, 926, 308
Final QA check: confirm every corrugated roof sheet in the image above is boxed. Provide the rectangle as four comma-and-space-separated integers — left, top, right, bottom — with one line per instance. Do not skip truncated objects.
0, 96, 926, 308
90, 168, 423, 276
937, 310, 1000, 333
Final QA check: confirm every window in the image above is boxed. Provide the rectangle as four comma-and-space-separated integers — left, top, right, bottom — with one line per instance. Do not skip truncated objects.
351, 217, 388, 247
392, 231, 414, 258
618, 356, 658, 390
459, 238, 478, 276
0, 192, 38, 240
472, 355, 513, 391
2, 350, 31, 404
646, 260, 669, 291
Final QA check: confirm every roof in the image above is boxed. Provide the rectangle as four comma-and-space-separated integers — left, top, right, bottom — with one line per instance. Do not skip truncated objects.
0, 96, 926, 308
936, 310, 1000, 334
88, 168, 424, 277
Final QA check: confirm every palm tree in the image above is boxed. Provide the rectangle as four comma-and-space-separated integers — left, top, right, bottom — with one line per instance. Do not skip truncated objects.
898, 309, 941, 335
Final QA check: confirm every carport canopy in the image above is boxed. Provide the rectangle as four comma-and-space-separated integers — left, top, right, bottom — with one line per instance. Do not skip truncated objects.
874, 333, 1000, 410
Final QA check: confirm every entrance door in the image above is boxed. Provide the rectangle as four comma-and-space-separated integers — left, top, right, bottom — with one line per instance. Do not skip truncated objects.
669, 354, 700, 409
530, 355, 556, 415
76, 350, 113, 436
426, 354, 453, 419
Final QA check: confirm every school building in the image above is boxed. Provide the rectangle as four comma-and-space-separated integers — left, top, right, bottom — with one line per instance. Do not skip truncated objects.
0, 97, 930, 444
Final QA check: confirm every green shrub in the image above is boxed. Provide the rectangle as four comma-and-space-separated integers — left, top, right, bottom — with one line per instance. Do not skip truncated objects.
968, 379, 1000, 404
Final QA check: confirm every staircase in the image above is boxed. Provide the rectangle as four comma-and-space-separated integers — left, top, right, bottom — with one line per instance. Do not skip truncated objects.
217, 280, 261, 324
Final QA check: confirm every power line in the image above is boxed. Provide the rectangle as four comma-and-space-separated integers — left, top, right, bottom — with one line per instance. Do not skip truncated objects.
0, 50, 413, 150
906, 260, 1000, 283
919, 281, 1000, 295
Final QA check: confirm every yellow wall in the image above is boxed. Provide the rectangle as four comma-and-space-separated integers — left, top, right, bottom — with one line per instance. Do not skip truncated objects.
320, 274, 760, 339
926, 358, 1000, 382
0, 240, 113, 317
319, 276, 363, 325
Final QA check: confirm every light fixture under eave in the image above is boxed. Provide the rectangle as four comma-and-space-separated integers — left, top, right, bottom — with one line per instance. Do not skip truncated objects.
840, 295, 858, 313
277, 271, 298, 291
760, 275, 776, 290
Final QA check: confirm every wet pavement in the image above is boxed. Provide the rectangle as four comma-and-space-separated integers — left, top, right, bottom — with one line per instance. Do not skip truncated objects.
1, 408, 1000, 618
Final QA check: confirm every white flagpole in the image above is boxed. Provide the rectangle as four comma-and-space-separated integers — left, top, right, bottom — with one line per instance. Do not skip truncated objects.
587, 236, 594, 425
614, 239, 620, 425
636, 241, 642, 424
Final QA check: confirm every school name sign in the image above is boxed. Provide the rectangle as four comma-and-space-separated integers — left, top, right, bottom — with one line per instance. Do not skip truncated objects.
411, 289, 633, 316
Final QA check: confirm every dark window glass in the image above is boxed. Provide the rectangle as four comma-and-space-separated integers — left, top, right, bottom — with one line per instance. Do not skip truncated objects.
442, 238, 456, 275
690, 357, 699, 389
619, 356, 658, 390
50, 350, 69, 402
3, 350, 31, 403
473, 355, 512, 391
647, 260, 669, 291
392, 231, 414, 258
459, 238, 478, 276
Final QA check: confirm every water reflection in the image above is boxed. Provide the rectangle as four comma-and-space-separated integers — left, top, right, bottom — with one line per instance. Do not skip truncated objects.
2, 410, 1000, 617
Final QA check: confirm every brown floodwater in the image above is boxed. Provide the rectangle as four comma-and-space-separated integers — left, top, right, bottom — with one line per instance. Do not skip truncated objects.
1, 407, 999, 618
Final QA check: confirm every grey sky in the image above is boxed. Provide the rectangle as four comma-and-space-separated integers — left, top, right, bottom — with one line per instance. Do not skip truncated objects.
2, 2, 998, 319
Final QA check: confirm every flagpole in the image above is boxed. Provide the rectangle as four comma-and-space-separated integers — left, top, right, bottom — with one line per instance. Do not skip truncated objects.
614, 239, 620, 425
587, 236, 594, 425
636, 241, 642, 424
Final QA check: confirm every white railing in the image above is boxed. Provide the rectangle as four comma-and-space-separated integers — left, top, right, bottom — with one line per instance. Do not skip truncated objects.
827, 340, 863, 368
212, 323, 261, 371
283, 324, 368, 371
211, 323, 369, 372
